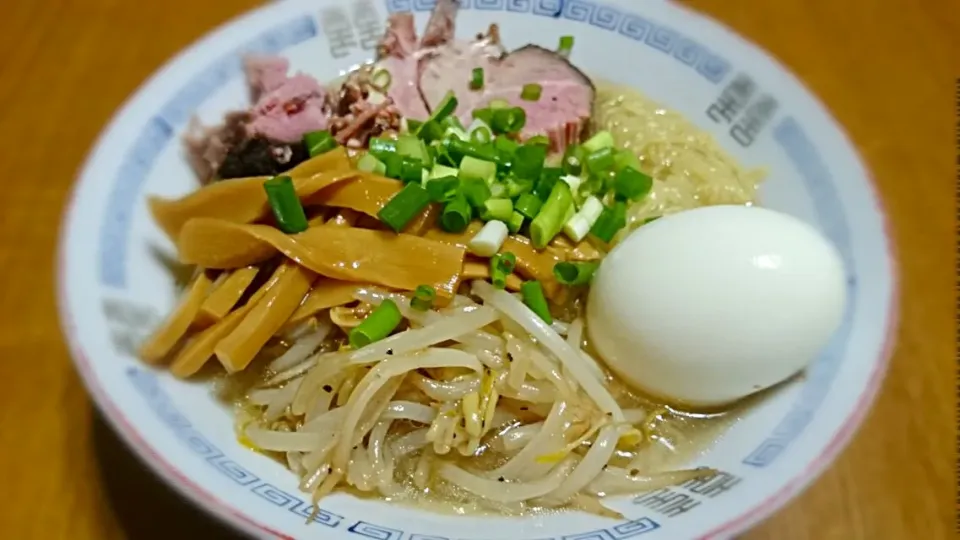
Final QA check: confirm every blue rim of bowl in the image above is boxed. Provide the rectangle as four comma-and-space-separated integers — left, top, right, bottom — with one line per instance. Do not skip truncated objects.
54, 1, 900, 538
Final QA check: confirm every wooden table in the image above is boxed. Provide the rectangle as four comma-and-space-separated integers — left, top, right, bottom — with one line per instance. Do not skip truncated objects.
0, 0, 953, 538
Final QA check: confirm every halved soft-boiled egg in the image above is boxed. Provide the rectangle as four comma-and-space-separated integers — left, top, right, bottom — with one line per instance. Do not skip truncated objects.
586, 205, 847, 408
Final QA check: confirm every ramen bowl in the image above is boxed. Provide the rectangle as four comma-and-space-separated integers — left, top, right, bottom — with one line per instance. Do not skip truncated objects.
56, 0, 897, 538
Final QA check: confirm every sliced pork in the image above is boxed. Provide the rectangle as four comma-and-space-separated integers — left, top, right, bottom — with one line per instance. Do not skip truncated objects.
244, 56, 330, 143
376, 12, 429, 119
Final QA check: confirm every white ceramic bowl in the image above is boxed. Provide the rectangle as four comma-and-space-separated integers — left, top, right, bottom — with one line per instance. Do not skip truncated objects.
56, 0, 898, 538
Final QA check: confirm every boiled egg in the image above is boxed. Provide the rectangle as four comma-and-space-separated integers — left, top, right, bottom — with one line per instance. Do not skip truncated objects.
586, 205, 847, 408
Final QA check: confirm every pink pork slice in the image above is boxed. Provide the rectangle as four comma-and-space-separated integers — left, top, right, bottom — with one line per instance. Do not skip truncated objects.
243, 55, 330, 143
377, 12, 429, 120
420, 43, 594, 152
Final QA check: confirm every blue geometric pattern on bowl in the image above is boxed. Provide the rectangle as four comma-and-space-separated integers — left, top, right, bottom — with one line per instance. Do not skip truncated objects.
96, 1, 856, 533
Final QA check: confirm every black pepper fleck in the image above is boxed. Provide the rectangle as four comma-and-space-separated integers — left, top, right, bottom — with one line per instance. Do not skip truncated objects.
322, 384, 333, 393
520, 407, 528, 411
387, 349, 394, 356
629, 468, 639, 477
498, 476, 505, 482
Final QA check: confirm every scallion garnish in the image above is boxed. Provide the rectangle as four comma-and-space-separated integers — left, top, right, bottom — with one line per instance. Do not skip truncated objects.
372, 68, 392, 90
468, 220, 509, 257
482, 198, 514, 222
411, 285, 437, 311
614, 166, 654, 201
470, 67, 485, 90
462, 178, 492, 209
349, 299, 403, 348
515, 193, 543, 219
505, 177, 534, 198
590, 201, 627, 243
369, 137, 398, 160
558, 35, 575, 56
613, 148, 642, 172
489, 99, 511, 109
459, 155, 498, 183
303, 130, 338, 157
507, 211, 524, 234
511, 144, 547, 181
521, 83, 542, 101
263, 175, 308, 234
492, 107, 527, 134
425, 175, 460, 203
530, 181, 574, 249
490, 252, 517, 289
472, 108, 494, 125
357, 153, 386, 175
440, 194, 472, 232
535, 168, 563, 201
432, 91, 459, 123
470, 125, 493, 144
520, 281, 553, 324
553, 261, 599, 286
561, 144, 585, 176
445, 137, 500, 163
525, 134, 550, 147
406, 118, 423, 133
582, 130, 614, 153
378, 182, 431, 232
585, 147, 615, 174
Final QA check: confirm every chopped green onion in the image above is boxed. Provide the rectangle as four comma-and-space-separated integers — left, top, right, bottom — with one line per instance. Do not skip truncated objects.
613, 148, 642, 172
471, 125, 493, 144
425, 175, 460, 202
558, 35, 575, 56
263, 176, 308, 234
372, 68, 392, 90
490, 252, 517, 289
472, 108, 494, 125
494, 135, 520, 160
411, 285, 436, 311
440, 194, 472, 233
357, 153, 386, 175
525, 134, 550, 147
492, 107, 527, 134
512, 144, 547, 181
405, 118, 423, 133
515, 193, 543, 219
530, 181, 574, 249
590, 201, 627, 243
489, 182, 508, 199
443, 115, 465, 132
445, 137, 500, 164
535, 168, 562, 201
468, 220, 509, 257
429, 163, 459, 180
585, 147, 615, 174
470, 67, 485, 90
563, 196, 604, 243
378, 182, 431, 232
489, 99, 511, 109
462, 178, 492, 209
521, 83, 543, 101
430, 91, 459, 124
482, 198, 514, 222
505, 177, 534, 198
417, 120, 446, 142
397, 134, 426, 159
507, 211, 524, 234
582, 130, 614, 153
303, 130, 337, 157
400, 156, 424, 183
369, 137, 398, 159
459, 155, 498, 183
520, 281, 552, 324
553, 261, 599, 286
561, 144, 585, 176
349, 299, 403, 348
614, 166, 654, 201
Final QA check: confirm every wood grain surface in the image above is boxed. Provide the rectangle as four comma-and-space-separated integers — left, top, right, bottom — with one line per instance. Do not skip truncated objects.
0, 0, 954, 538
